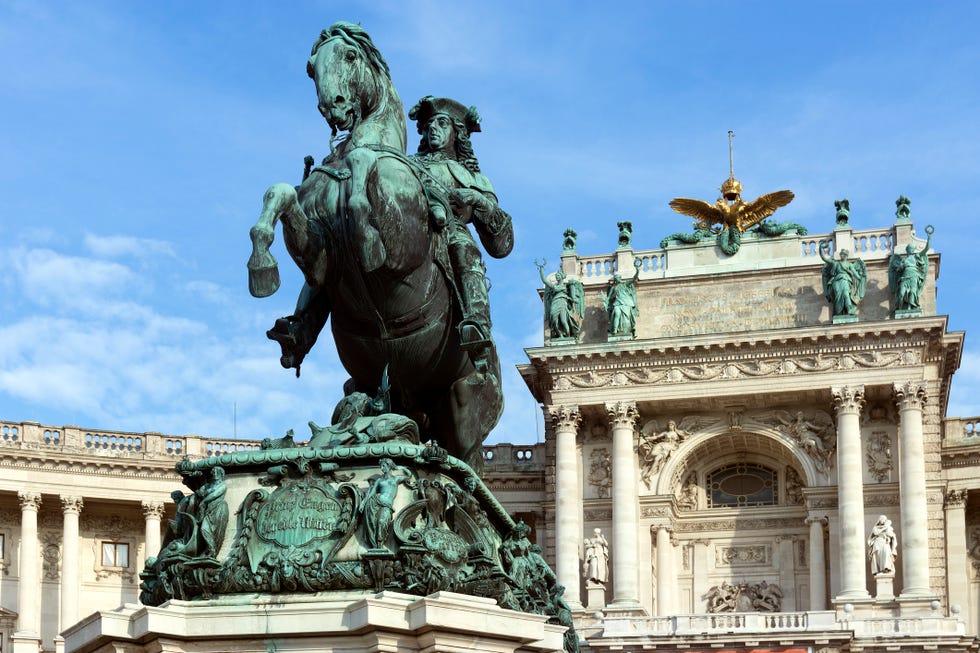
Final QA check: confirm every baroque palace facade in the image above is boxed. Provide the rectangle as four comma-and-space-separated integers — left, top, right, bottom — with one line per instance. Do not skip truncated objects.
3, 212, 980, 653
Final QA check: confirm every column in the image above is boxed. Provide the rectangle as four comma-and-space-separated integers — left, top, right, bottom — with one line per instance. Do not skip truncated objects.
60, 496, 83, 631
894, 380, 931, 597
832, 385, 869, 599
551, 405, 582, 609
655, 524, 674, 615
606, 400, 640, 609
945, 489, 968, 614
806, 515, 828, 610
692, 539, 709, 612
142, 500, 165, 560
15, 491, 42, 637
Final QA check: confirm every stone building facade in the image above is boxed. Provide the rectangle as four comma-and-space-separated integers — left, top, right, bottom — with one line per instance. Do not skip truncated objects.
519, 215, 980, 651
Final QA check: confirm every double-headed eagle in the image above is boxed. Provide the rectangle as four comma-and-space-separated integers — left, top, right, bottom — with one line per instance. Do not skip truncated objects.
669, 176, 794, 233
669, 131, 794, 233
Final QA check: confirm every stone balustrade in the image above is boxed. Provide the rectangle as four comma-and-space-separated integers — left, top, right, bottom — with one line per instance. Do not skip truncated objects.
594, 610, 964, 637
482, 442, 545, 472
0, 420, 263, 460
943, 416, 980, 447
564, 225, 922, 288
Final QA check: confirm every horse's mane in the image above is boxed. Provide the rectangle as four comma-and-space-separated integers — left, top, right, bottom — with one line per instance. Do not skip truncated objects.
308, 21, 391, 80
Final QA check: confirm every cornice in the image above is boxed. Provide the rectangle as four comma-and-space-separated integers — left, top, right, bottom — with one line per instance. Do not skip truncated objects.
521, 317, 961, 405
0, 449, 181, 480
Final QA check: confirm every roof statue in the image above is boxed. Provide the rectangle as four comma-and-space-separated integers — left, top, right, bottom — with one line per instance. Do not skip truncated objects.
665, 131, 802, 255
888, 222, 934, 315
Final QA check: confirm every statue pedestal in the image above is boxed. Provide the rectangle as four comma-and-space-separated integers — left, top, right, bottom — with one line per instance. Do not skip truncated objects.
894, 309, 922, 319
608, 334, 633, 343
833, 314, 858, 325
550, 336, 578, 346
64, 592, 566, 653
874, 571, 896, 601
586, 581, 606, 611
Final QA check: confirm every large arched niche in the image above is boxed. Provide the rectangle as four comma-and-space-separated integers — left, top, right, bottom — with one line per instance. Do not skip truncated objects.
654, 427, 818, 499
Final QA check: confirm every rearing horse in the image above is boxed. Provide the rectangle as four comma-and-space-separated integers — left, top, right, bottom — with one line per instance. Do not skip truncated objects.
247, 22, 502, 470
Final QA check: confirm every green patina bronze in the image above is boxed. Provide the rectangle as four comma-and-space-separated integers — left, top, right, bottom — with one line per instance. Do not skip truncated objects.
140, 439, 576, 651
820, 243, 867, 318
889, 224, 933, 313
151, 21, 574, 650
562, 227, 578, 253
537, 259, 584, 341
659, 220, 807, 254
246, 22, 508, 471
606, 258, 642, 338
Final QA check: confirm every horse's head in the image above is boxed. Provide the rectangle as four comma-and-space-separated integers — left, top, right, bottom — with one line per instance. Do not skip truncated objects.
308, 22, 393, 135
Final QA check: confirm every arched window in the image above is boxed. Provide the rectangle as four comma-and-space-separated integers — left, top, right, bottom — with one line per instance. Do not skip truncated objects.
706, 463, 777, 508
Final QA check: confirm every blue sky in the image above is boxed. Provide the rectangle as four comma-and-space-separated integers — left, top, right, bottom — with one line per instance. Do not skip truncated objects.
2, 1, 979, 444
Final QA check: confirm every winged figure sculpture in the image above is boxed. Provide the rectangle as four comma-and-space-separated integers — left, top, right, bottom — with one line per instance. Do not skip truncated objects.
669, 176, 795, 234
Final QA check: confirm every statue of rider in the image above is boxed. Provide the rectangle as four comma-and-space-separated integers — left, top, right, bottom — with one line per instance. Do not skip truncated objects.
408, 96, 514, 368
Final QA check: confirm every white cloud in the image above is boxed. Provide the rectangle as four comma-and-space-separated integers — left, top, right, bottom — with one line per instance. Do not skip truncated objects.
83, 234, 176, 260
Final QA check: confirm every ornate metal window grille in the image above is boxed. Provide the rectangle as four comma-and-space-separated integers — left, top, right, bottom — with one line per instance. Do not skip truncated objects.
707, 463, 777, 508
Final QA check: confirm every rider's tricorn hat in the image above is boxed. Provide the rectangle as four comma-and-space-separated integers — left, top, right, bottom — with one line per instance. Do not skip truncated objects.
408, 96, 482, 136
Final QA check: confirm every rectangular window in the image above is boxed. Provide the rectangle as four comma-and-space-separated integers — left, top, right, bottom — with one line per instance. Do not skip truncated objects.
101, 542, 129, 568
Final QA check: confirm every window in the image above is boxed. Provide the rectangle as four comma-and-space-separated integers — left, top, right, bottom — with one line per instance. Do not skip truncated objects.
101, 542, 129, 568
707, 463, 777, 508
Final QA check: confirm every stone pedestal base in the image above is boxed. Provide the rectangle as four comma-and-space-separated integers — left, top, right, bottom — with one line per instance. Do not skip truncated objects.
894, 308, 922, 319
608, 334, 634, 343
832, 314, 858, 324
874, 571, 895, 601
549, 336, 578, 346
586, 583, 606, 611
10, 632, 41, 653
64, 592, 566, 653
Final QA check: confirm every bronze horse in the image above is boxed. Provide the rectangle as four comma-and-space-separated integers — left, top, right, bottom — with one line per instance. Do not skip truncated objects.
247, 22, 502, 470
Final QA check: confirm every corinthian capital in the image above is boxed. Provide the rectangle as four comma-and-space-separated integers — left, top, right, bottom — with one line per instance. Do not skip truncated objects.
17, 491, 41, 512
549, 405, 581, 432
141, 500, 166, 520
893, 380, 928, 410
831, 385, 865, 415
60, 496, 84, 514
605, 401, 638, 429
945, 489, 968, 508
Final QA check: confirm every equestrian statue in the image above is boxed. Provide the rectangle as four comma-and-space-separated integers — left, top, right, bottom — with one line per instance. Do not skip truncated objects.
247, 22, 512, 470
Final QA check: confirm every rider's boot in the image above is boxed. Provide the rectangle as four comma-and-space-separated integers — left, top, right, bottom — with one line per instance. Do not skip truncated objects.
457, 266, 493, 368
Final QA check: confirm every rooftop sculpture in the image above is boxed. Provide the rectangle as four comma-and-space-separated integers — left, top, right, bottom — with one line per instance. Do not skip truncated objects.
665, 131, 802, 255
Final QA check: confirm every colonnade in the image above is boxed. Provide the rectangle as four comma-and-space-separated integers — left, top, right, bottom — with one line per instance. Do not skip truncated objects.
550, 379, 936, 614
10, 494, 165, 651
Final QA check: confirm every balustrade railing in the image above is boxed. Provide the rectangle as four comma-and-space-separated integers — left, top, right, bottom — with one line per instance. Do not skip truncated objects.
0, 420, 264, 461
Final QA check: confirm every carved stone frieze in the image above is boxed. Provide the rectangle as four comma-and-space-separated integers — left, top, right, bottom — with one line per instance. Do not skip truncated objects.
584, 509, 611, 521
865, 431, 892, 483
752, 409, 835, 475
703, 579, 783, 612
40, 531, 60, 580
551, 349, 921, 392
587, 448, 612, 498
641, 506, 670, 519
673, 517, 804, 533
716, 545, 770, 566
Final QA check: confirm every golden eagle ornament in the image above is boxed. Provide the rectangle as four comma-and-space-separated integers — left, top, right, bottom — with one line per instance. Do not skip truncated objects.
669, 131, 794, 233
